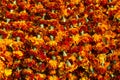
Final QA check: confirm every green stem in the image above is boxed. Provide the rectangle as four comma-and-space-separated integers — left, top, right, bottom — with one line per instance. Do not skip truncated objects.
63, 51, 67, 56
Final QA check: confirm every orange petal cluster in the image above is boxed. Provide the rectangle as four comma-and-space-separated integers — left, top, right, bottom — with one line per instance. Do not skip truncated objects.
0, 0, 120, 80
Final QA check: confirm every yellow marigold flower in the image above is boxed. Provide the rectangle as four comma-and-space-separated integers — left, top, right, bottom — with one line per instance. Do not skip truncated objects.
69, 55, 76, 62
4, 39, 13, 45
55, 31, 66, 42
71, 0, 80, 4
108, 4, 117, 11
92, 33, 102, 42
48, 75, 59, 80
48, 40, 57, 46
13, 51, 24, 59
58, 62, 65, 68
36, 38, 44, 45
95, 0, 101, 3
15, 51, 23, 57
97, 54, 106, 65
4, 69, 12, 77
48, 60, 57, 69
72, 34, 80, 44
81, 77, 86, 80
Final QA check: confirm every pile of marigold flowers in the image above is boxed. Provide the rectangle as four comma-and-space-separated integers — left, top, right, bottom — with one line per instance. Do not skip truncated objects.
0, 0, 120, 80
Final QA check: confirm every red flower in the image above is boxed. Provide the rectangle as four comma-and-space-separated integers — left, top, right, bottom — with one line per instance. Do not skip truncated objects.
102, 47, 109, 53
67, 9, 74, 16
19, 11, 28, 20
38, 51, 47, 60
98, 67, 106, 75
48, 12, 58, 19
50, 20, 58, 26
108, 44, 116, 50
40, 63, 46, 72
101, 0, 108, 5
79, 26, 88, 33
5, 11, 13, 19
65, 37, 73, 42
43, 44, 51, 51
85, 0, 93, 5
7, 4, 17, 10
29, 49, 38, 57
14, 71, 21, 78
94, 27, 103, 34
12, 30, 25, 42
17, 2, 26, 10
70, 46, 79, 53
49, 30, 57, 36
7, 4, 14, 9
70, 19, 78, 25
0, 30, 8, 39
36, 0, 43, 2
67, 3, 74, 8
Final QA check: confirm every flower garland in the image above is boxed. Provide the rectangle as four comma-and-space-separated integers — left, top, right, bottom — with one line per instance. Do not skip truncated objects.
0, 0, 120, 80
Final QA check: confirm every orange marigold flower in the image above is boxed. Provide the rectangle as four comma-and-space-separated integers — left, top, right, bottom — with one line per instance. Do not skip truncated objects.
35, 73, 46, 80
69, 27, 79, 35
22, 68, 33, 75
0, 60, 5, 78
49, 69, 56, 75
92, 33, 102, 42
65, 60, 78, 73
0, 43, 6, 51
19, 10, 28, 20
47, 75, 59, 80
13, 51, 24, 59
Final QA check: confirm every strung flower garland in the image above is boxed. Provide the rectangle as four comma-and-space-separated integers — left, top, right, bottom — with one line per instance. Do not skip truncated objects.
0, 0, 120, 80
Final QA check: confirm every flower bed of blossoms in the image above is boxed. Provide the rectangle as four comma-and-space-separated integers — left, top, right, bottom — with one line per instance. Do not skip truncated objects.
0, 0, 120, 80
